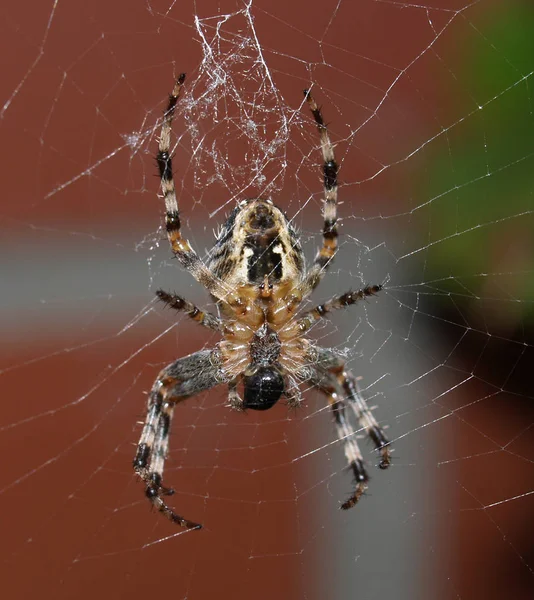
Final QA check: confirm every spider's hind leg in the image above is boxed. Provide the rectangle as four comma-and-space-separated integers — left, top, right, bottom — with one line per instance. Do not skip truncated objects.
156, 74, 235, 304
300, 89, 339, 297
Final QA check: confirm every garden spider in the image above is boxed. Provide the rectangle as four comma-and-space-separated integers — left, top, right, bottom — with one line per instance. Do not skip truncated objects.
133, 74, 391, 529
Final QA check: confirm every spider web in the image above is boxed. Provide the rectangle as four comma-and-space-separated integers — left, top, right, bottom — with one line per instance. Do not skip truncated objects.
1, 1, 533, 598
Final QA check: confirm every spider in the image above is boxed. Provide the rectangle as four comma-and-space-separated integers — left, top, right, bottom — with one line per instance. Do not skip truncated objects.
133, 74, 391, 529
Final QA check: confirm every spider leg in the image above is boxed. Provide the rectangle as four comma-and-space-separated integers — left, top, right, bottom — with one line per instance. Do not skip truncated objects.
312, 347, 391, 468
156, 289, 222, 332
300, 89, 339, 297
283, 285, 381, 338
304, 367, 370, 509
302, 350, 391, 507
133, 349, 224, 529
157, 75, 236, 305
336, 368, 391, 469
329, 392, 370, 509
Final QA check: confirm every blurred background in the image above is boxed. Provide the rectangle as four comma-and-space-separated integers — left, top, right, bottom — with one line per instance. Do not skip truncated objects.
0, 1, 533, 599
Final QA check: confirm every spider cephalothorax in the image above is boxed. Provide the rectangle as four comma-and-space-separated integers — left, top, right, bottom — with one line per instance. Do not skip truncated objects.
133, 74, 391, 530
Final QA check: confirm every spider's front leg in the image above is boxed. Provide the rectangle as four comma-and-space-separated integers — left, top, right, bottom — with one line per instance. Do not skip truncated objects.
303, 348, 391, 509
330, 391, 370, 509
303, 365, 370, 509
133, 349, 224, 529
313, 346, 391, 469
337, 369, 391, 470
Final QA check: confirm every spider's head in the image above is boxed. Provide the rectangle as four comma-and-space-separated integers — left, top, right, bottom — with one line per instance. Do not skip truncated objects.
243, 366, 284, 411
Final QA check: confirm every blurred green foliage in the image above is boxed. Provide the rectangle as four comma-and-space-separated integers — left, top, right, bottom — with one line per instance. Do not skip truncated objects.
425, 2, 534, 325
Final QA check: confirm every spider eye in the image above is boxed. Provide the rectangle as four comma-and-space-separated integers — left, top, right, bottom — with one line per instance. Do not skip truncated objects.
243, 367, 284, 411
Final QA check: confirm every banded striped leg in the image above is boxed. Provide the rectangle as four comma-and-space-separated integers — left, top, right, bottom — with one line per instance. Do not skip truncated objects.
329, 393, 370, 510
307, 366, 371, 509
156, 289, 223, 332
289, 285, 382, 336
314, 344, 391, 469
337, 370, 391, 469
301, 89, 339, 296
156, 75, 236, 305
133, 350, 222, 529
304, 348, 391, 506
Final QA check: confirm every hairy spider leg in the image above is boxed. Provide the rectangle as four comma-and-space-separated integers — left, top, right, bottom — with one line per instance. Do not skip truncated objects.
329, 393, 370, 509
291, 285, 382, 336
313, 345, 391, 468
337, 369, 391, 469
156, 74, 238, 306
302, 346, 391, 507
300, 89, 339, 296
134, 350, 222, 529
305, 366, 371, 509
156, 289, 223, 332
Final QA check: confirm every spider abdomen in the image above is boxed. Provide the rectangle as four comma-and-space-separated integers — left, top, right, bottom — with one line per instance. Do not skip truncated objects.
208, 199, 305, 289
